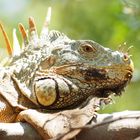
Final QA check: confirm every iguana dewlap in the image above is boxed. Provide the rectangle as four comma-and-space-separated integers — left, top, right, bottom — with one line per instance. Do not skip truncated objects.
0, 8, 134, 139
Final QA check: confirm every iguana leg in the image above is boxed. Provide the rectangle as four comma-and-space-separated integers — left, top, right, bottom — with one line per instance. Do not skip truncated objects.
0, 95, 17, 122
16, 98, 101, 139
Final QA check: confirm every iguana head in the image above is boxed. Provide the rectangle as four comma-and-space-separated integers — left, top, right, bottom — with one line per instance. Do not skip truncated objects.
34, 37, 133, 109
0, 8, 134, 110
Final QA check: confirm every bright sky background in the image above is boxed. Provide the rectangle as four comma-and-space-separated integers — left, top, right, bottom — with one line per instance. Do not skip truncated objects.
0, 0, 29, 18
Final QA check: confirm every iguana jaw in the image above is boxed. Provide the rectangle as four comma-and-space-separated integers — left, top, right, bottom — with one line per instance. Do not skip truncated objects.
54, 58, 133, 96
96, 80, 128, 98
100, 63, 133, 97
83, 59, 133, 98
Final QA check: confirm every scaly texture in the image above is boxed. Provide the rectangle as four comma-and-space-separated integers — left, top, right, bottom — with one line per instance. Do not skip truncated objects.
0, 7, 134, 139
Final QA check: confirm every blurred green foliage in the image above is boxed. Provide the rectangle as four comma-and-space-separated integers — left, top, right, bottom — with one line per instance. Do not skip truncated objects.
0, 0, 140, 113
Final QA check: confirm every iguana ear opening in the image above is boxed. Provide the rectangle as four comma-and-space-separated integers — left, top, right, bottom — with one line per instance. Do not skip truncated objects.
39, 55, 56, 70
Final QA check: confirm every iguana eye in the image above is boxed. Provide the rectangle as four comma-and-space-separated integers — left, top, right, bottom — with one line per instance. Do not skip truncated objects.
81, 44, 96, 53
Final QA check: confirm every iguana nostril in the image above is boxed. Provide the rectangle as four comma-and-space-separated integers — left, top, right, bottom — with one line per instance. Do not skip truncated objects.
123, 53, 129, 62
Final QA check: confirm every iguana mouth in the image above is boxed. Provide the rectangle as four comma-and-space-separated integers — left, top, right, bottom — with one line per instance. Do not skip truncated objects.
97, 80, 129, 98
102, 57, 134, 97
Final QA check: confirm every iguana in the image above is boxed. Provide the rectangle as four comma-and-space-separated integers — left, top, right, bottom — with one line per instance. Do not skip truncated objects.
0, 7, 134, 139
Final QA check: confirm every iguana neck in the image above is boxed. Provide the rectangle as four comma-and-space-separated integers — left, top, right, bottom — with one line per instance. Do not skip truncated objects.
5, 45, 50, 85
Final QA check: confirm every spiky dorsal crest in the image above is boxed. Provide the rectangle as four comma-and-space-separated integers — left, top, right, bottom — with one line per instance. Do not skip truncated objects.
18, 23, 29, 47
13, 29, 20, 56
0, 23, 12, 56
29, 17, 39, 47
0, 7, 52, 59
40, 7, 51, 40
48, 30, 70, 43
0, 7, 70, 67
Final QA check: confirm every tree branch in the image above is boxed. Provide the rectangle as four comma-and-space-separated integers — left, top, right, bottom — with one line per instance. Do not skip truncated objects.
69, 110, 140, 140
0, 111, 140, 140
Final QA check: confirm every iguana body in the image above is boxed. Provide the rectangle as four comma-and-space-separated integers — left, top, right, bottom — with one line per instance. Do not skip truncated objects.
0, 8, 134, 138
